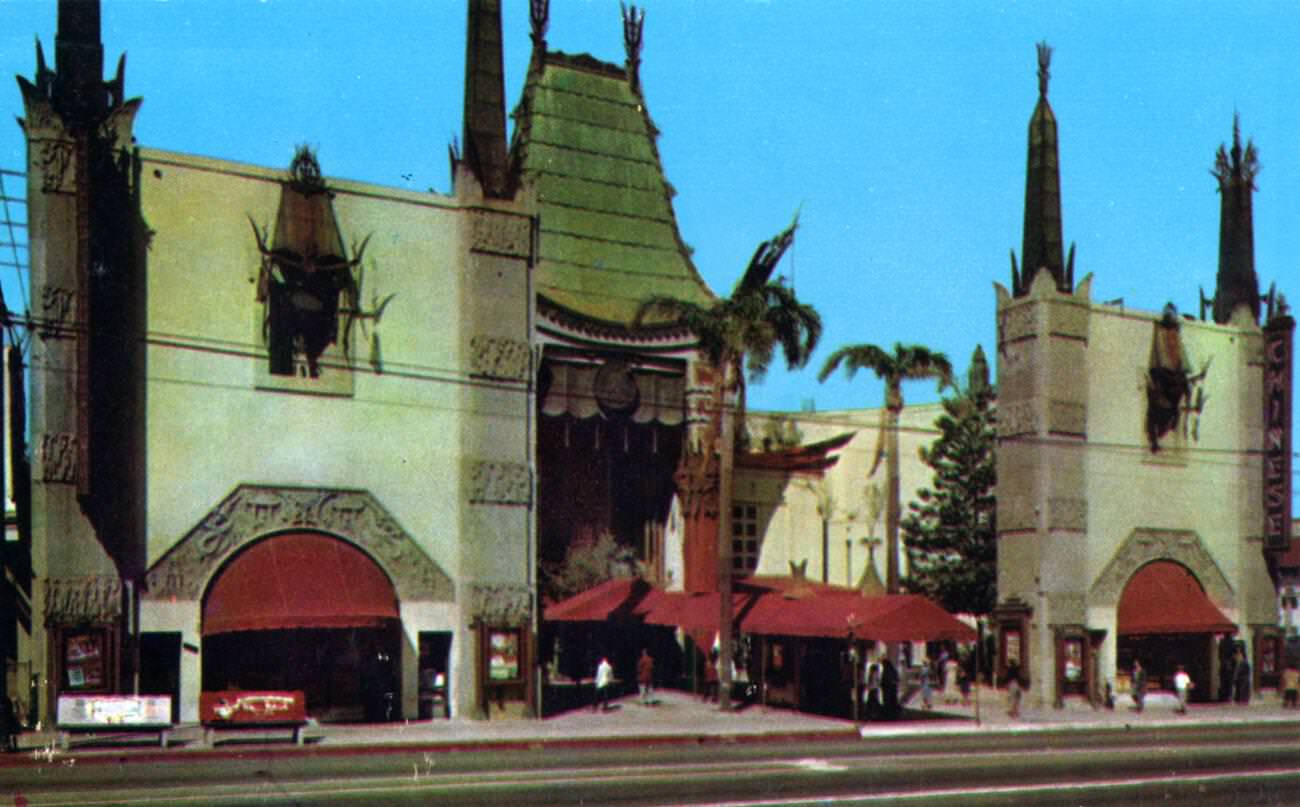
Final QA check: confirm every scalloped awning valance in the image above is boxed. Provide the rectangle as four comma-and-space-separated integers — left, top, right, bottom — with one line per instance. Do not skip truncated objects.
540, 361, 684, 425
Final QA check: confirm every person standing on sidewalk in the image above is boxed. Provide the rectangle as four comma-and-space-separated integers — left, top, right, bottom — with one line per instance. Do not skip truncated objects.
1005, 661, 1022, 719
637, 649, 655, 705
1131, 660, 1147, 713
1232, 648, 1252, 705
593, 656, 615, 712
1173, 665, 1193, 714
1282, 661, 1299, 708
0, 693, 18, 753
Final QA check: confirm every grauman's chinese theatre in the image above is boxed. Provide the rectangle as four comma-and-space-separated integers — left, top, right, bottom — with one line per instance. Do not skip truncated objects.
992, 44, 1292, 708
9, 0, 741, 726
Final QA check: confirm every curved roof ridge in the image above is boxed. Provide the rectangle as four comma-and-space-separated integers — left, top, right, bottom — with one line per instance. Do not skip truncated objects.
512, 38, 716, 331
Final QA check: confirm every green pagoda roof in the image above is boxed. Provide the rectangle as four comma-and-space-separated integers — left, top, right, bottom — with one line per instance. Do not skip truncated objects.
512, 50, 715, 330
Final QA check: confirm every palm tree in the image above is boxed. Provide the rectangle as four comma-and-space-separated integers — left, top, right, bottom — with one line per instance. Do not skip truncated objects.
637, 215, 821, 710
817, 344, 953, 594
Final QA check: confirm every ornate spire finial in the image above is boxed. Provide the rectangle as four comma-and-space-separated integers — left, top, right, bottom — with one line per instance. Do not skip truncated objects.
622, 3, 645, 92
1036, 41, 1052, 97
530, 0, 549, 53
1212, 115, 1260, 325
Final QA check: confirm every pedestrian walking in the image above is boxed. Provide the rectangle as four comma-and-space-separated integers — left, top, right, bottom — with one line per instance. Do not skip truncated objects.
593, 656, 615, 712
863, 657, 883, 720
1173, 665, 1193, 714
637, 649, 655, 705
1006, 661, 1022, 719
882, 658, 900, 719
702, 649, 719, 703
1282, 661, 1299, 708
1131, 659, 1147, 713
1232, 648, 1252, 705
942, 653, 961, 704
919, 659, 933, 710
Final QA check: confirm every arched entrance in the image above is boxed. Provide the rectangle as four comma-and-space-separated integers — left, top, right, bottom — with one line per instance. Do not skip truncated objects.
202, 531, 401, 722
1117, 560, 1235, 703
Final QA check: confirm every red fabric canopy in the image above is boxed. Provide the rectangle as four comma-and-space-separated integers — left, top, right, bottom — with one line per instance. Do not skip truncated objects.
203, 532, 399, 636
544, 577, 652, 622
742, 586, 976, 642
608, 575, 975, 643
1118, 561, 1236, 635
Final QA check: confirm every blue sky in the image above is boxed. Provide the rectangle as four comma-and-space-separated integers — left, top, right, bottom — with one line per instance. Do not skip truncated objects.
2, 0, 1299, 420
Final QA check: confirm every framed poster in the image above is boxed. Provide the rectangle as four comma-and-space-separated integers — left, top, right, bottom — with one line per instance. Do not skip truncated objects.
487, 628, 520, 682
1063, 638, 1083, 682
63, 629, 108, 691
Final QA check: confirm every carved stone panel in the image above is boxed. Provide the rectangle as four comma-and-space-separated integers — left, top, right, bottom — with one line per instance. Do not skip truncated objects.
1047, 497, 1087, 532
469, 211, 531, 258
466, 460, 531, 506
1047, 400, 1087, 436
466, 582, 532, 628
38, 432, 79, 484
1089, 528, 1234, 610
36, 139, 75, 194
145, 486, 454, 603
997, 401, 1039, 438
998, 494, 1038, 533
1047, 301, 1089, 341
46, 575, 122, 627
469, 335, 530, 382
999, 303, 1038, 345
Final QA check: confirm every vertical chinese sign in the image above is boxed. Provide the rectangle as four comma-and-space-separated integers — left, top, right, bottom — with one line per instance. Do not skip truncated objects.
1264, 316, 1294, 551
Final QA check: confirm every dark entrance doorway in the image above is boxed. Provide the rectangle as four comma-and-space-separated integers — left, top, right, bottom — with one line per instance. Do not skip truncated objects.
1118, 633, 1214, 703
201, 532, 403, 722
139, 631, 181, 723
203, 624, 400, 722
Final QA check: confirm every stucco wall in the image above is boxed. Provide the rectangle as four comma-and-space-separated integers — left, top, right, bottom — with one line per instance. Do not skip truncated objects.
740, 405, 942, 587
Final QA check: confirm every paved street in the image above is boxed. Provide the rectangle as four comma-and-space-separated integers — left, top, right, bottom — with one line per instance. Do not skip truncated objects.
5, 688, 1300, 805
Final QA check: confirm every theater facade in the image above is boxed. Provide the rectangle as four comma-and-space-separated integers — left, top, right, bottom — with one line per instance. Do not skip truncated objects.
992, 45, 1292, 707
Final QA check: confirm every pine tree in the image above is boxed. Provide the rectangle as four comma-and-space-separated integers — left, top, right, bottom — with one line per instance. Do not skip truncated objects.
901, 346, 997, 615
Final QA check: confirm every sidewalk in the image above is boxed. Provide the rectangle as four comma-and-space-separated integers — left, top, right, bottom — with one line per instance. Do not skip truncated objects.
6, 687, 1300, 759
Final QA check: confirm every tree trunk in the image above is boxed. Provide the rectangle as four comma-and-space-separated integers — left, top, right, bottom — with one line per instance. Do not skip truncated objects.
716, 361, 736, 711
885, 399, 901, 594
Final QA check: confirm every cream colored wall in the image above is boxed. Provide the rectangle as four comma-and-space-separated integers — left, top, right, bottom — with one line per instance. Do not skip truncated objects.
139, 149, 467, 580
740, 405, 942, 588
1084, 306, 1265, 618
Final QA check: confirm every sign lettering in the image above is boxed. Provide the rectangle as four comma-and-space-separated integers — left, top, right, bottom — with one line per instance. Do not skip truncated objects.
1263, 318, 1294, 551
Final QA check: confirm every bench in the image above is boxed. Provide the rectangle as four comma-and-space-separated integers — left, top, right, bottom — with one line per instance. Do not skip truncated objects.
200, 690, 309, 746
57, 724, 172, 749
56, 694, 174, 750
203, 720, 307, 746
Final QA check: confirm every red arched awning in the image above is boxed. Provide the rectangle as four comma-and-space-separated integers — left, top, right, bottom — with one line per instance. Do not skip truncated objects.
203, 532, 399, 636
1118, 561, 1236, 636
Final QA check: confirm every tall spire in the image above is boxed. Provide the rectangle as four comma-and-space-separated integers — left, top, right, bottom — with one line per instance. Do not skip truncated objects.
1015, 41, 1069, 296
1212, 115, 1260, 325
53, 0, 107, 124
462, 0, 511, 198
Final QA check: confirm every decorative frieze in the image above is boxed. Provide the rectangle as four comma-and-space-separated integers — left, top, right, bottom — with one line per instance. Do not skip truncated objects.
469, 335, 530, 382
1047, 400, 1087, 436
469, 211, 531, 258
45, 575, 121, 627
36, 139, 75, 194
996, 400, 1039, 438
998, 304, 1037, 345
38, 432, 79, 484
41, 285, 77, 330
145, 486, 453, 603
1046, 301, 1089, 341
1047, 497, 1087, 532
466, 460, 531, 506
1090, 528, 1233, 609
997, 495, 1037, 533
466, 582, 532, 628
